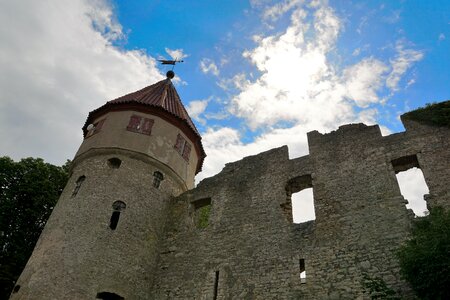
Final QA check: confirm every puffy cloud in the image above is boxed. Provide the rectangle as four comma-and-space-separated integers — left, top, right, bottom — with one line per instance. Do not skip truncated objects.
198, 1, 423, 183
165, 48, 188, 60
0, 0, 163, 165
186, 99, 209, 125
386, 42, 424, 91
200, 58, 220, 76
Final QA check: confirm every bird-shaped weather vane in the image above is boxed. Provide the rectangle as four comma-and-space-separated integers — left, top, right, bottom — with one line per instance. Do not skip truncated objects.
158, 57, 184, 79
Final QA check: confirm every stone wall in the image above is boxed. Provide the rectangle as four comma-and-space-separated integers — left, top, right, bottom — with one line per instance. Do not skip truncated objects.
152, 120, 449, 299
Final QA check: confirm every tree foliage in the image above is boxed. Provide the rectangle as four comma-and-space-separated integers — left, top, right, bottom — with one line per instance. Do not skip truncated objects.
402, 100, 450, 128
397, 207, 450, 300
0, 157, 69, 298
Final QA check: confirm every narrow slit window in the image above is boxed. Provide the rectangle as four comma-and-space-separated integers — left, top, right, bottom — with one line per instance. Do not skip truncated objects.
284, 175, 315, 223
109, 201, 126, 230
96, 292, 124, 300
153, 171, 164, 188
299, 259, 306, 283
213, 270, 219, 300
192, 198, 212, 229
72, 175, 86, 198
392, 155, 429, 216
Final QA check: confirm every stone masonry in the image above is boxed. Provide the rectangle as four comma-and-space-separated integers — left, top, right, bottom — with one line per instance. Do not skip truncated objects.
153, 118, 449, 299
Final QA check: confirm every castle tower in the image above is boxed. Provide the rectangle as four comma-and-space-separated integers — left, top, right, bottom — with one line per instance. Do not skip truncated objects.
11, 72, 205, 299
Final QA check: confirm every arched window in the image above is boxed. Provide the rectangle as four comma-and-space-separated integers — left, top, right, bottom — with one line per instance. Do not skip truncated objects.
107, 158, 121, 169
110, 201, 126, 230
153, 171, 164, 188
71, 175, 86, 198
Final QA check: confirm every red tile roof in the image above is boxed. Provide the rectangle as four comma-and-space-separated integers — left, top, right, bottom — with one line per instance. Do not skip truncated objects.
83, 78, 206, 174
108, 78, 201, 137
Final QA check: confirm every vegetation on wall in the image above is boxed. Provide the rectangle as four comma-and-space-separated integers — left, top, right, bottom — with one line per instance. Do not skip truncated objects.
361, 273, 400, 300
397, 207, 450, 300
0, 157, 69, 298
401, 100, 450, 127
197, 205, 211, 229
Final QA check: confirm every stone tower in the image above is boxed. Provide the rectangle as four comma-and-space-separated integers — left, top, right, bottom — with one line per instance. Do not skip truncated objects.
11, 73, 205, 299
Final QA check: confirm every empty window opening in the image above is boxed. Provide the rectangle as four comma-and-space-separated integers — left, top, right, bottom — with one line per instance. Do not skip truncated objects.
284, 175, 315, 223
192, 198, 212, 229
109, 201, 126, 230
153, 171, 164, 188
299, 259, 306, 284
213, 270, 220, 300
96, 292, 124, 300
107, 158, 121, 169
392, 155, 429, 217
71, 175, 86, 198
12, 285, 20, 293
396, 167, 429, 216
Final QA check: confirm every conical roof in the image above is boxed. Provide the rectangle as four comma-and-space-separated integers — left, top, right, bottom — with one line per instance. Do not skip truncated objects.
83, 77, 206, 173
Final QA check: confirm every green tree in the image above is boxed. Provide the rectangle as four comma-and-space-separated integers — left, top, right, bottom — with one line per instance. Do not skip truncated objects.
397, 207, 450, 300
0, 157, 69, 298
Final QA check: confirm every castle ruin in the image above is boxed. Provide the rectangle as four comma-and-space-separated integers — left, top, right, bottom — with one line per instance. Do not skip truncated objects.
11, 74, 450, 299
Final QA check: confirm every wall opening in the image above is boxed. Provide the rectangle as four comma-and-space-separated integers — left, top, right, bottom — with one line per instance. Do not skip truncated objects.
213, 270, 219, 300
392, 155, 429, 216
153, 171, 164, 188
71, 175, 86, 198
110, 201, 126, 230
96, 292, 124, 300
12, 285, 20, 293
107, 158, 122, 169
284, 175, 315, 223
192, 198, 212, 229
299, 259, 306, 283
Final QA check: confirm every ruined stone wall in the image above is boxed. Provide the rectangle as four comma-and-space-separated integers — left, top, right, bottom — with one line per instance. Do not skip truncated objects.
153, 120, 449, 299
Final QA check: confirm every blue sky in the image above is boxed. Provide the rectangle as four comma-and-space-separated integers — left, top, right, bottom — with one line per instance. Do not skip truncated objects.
0, 0, 447, 219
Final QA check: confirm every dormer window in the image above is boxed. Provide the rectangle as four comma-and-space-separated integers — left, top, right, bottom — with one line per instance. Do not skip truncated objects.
174, 133, 191, 162
126, 115, 154, 135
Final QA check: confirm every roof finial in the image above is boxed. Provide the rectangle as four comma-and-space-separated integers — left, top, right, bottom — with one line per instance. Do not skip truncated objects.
166, 70, 175, 79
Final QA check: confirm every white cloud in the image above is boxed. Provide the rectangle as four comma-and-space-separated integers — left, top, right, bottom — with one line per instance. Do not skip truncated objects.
0, 0, 163, 165
262, 0, 303, 21
342, 58, 389, 107
200, 58, 220, 76
386, 41, 424, 91
186, 99, 209, 125
165, 48, 188, 60
198, 1, 423, 182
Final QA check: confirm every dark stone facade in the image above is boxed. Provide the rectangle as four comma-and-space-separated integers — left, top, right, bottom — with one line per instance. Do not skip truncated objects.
153, 119, 449, 299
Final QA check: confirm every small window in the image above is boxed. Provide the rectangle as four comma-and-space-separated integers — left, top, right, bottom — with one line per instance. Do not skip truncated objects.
86, 119, 105, 138
174, 133, 191, 162
153, 171, 164, 188
96, 292, 124, 300
72, 175, 86, 198
13, 285, 21, 293
192, 198, 212, 229
213, 270, 220, 300
126, 115, 154, 135
107, 158, 121, 169
110, 201, 126, 230
299, 259, 306, 283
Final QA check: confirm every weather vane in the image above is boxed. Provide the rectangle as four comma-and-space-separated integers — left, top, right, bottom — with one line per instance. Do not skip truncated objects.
158, 57, 184, 79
